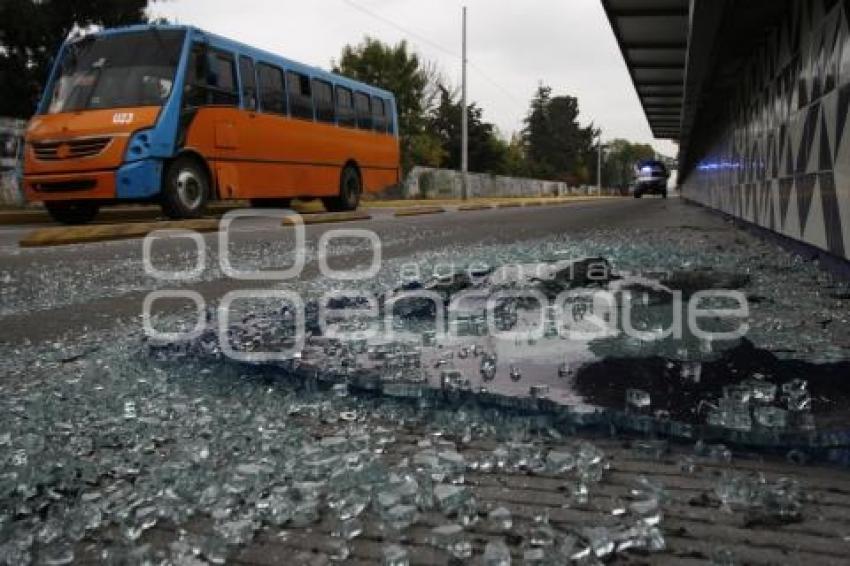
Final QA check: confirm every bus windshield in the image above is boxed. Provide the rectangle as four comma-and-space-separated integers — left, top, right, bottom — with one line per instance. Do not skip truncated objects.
45, 30, 185, 115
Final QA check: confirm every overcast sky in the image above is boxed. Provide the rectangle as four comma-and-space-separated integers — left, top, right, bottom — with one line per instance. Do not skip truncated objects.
149, 0, 678, 157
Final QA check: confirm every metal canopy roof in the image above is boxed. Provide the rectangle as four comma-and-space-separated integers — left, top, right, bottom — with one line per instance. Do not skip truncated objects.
601, 0, 690, 140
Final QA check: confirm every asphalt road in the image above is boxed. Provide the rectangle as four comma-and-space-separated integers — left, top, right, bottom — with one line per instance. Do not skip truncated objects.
3, 196, 850, 565
0, 196, 705, 346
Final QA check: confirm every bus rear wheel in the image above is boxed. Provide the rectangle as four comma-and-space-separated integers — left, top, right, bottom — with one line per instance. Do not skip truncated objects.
45, 201, 100, 225
162, 156, 209, 219
323, 165, 361, 212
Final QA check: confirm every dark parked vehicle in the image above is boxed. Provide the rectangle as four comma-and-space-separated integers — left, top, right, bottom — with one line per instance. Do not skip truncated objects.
633, 159, 669, 198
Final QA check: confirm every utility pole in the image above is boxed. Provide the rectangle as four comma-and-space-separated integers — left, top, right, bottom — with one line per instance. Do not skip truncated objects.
461, 6, 469, 200
596, 132, 603, 196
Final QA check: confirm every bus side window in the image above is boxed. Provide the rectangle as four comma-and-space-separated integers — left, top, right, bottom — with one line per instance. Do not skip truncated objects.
312, 79, 335, 124
239, 56, 257, 110
257, 63, 286, 115
354, 91, 372, 130
184, 45, 207, 107
372, 96, 387, 133
335, 86, 356, 128
287, 71, 313, 120
184, 45, 238, 107
210, 52, 238, 105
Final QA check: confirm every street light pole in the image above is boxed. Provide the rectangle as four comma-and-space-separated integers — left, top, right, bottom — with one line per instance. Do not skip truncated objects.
596, 133, 603, 196
461, 6, 469, 200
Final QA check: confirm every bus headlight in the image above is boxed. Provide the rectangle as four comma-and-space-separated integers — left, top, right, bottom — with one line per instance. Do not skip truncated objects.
125, 129, 153, 162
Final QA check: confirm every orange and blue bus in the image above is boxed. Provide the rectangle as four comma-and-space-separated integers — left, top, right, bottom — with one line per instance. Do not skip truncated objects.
23, 25, 400, 224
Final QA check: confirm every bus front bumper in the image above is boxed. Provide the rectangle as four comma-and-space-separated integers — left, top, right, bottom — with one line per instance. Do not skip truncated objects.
25, 159, 163, 202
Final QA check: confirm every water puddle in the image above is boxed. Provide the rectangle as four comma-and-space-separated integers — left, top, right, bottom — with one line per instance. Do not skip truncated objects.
155, 256, 850, 457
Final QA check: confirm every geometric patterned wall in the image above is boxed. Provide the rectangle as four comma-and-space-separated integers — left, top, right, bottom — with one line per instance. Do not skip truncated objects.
683, 0, 850, 261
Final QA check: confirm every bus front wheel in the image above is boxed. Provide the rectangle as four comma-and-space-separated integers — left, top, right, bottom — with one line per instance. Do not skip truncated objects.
323, 165, 361, 212
45, 201, 100, 225
162, 156, 209, 219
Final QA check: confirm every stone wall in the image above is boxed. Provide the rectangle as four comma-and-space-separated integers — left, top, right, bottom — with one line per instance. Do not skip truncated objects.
402, 167, 608, 199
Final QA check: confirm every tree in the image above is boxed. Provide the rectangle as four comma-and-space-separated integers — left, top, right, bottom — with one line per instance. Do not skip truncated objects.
428, 85, 509, 175
602, 138, 656, 188
335, 37, 440, 173
502, 133, 531, 178
407, 131, 445, 168
522, 84, 555, 178
521, 83, 598, 183
0, 0, 152, 118
335, 39, 549, 178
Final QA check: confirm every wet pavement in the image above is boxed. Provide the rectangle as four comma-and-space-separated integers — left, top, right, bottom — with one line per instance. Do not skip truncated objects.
1, 197, 850, 564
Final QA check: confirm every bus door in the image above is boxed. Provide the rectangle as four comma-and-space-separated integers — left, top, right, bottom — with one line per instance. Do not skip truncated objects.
182, 43, 243, 198
195, 53, 292, 200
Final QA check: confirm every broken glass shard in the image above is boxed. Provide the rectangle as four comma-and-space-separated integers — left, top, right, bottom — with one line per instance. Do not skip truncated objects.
625, 389, 651, 413
546, 450, 577, 474
509, 365, 522, 382
383, 543, 409, 566
487, 506, 513, 531
483, 539, 511, 566
434, 484, 472, 514
430, 524, 472, 559
753, 406, 788, 428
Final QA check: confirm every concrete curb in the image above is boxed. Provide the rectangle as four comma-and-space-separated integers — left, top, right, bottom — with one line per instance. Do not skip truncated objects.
1, 203, 242, 226
393, 206, 446, 217
19, 219, 220, 248
283, 212, 372, 226
496, 202, 523, 209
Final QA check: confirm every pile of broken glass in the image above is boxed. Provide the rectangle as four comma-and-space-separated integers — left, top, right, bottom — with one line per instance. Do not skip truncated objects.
0, 333, 671, 564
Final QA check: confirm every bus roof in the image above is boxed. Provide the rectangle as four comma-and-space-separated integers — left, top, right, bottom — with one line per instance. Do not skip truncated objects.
70, 24, 396, 101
